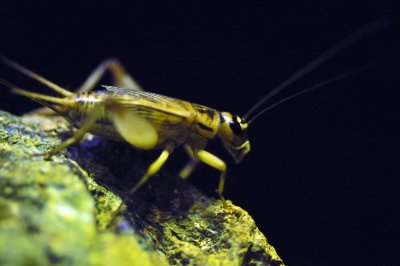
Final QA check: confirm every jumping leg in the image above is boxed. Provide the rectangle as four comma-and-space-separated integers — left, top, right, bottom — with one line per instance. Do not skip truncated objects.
79, 58, 142, 92
41, 105, 103, 159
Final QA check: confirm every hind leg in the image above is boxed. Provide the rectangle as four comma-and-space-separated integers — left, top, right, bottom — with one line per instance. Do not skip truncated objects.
78, 58, 142, 92
40, 105, 103, 159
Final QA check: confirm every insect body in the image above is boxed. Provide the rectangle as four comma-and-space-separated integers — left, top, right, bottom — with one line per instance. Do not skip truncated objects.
71, 86, 250, 163
0, 17, 388, 222
0, 57, 250, 217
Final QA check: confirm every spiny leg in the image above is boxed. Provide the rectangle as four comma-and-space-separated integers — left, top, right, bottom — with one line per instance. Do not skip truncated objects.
194, 149, 227, 206
178, 146, 200, 180
109, 143, 175, 225
78, 58, 142, 93
41, 105, 103, 159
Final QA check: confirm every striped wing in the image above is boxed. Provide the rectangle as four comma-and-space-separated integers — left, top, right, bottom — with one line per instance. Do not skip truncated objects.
100, 86, 196, 148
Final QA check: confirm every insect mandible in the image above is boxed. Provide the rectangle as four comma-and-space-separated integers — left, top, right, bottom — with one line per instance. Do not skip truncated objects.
0, 18, 389, 221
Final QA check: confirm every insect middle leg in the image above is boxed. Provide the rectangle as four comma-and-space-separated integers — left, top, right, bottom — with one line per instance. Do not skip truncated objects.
178, 145, 200, 180
193, 149, 227, 205
78, 58, 142, 93
110, 142, 175, 221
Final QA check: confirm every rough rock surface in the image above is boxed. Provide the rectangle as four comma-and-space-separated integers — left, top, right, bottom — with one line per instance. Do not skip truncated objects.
0, 110, 284, 266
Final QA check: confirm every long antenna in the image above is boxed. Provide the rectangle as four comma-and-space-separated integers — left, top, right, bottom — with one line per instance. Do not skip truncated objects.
0, 56, 73, 97
248, 54, 394, 123
243, 17, 391, 121
0, 79, 74, 106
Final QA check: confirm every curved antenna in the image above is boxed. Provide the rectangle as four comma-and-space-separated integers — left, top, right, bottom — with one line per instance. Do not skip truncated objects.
243, 17, 391, 121
248, 54, 394, 123
0, 56, 73, 97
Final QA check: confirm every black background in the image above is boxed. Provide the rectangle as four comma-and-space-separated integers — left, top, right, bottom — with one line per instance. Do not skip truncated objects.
0, 2, 399, 265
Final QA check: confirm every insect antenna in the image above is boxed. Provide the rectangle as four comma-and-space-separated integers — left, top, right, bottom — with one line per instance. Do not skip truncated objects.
247, 54, 396, 123
0, 79, 74, 107
0, 56, 73, 97
243, 17, 391, 121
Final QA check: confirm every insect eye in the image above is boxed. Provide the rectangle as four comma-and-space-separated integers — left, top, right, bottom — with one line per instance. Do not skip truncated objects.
229, 119, 242, 135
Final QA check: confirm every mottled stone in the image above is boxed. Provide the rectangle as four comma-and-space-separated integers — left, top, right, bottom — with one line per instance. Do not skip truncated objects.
0, 110, 284, 266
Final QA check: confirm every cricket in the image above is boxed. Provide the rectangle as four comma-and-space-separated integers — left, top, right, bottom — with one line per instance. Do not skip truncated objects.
0, 18, 389, 223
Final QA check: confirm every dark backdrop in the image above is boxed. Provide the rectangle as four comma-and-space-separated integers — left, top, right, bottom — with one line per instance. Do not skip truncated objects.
0, 2, 399, 265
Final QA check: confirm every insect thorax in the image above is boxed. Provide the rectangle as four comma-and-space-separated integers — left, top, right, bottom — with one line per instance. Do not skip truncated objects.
192, 103, 221, 139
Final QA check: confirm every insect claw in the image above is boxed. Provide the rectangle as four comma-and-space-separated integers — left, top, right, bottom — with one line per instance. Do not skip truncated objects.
27, 151, 54, 160
27, 152, 42, 158
106, 204, 126, 229
42, 154, 53, 160
221, 199, 228, 208
215, 190, 228, 208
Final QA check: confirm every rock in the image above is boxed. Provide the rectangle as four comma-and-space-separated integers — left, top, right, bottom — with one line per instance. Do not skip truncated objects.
0, 110, 284, 266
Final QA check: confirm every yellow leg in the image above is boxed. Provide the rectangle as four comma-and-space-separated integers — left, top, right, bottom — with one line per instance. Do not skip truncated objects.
109, 143, 174, 224
78, 58, 142, 92
178, 146, 199, 180
179, 159, 200, 180
28, 58, 141, 116
41, 105, 102, 159
194, 149, 227, 205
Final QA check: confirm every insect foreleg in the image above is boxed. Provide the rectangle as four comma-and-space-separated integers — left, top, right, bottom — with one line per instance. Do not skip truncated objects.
41, 105, 103, 159
194, 149, 227, 205
78, 58, 142, 93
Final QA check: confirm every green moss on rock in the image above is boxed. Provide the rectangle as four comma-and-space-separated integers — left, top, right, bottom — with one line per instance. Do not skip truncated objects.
0, 110, 284, 266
